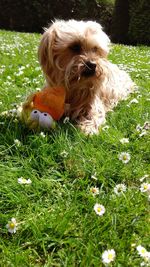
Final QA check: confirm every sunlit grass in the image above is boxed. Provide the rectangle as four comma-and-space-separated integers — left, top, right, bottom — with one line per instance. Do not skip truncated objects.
0, 30, 150, 266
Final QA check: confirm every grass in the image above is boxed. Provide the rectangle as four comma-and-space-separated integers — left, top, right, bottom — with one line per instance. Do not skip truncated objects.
0, 30, 150, 267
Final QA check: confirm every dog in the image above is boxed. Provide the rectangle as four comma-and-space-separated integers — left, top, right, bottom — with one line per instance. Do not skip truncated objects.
38, 20, 134, 134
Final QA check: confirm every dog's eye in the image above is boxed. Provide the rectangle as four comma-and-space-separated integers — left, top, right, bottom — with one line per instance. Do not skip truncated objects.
69, 43, 82, 53
92, 46, 98, 53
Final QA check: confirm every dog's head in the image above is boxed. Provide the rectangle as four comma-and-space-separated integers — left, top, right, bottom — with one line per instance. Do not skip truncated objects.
38, 20, 110, 118
39, 20, 110, 88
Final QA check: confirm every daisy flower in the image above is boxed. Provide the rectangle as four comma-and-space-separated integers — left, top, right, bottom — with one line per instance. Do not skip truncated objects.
102, 249, 116, 264
140, 262, 145, 266
1, 110, 10, 116
40, 132, 46, 138
120, 138, 129, 144
139, 130, 147, 137
9, 109, 18, 115
137, 94, 142, 99
137, 245, 148, 258
114, 184, 127, 195
140, 183, 150, 193
36, 87, 41, 91
143, 121, 150, 130
60, 150, 68, 158
14, 139, 21, 147
18, 177, 32, 184
16, 94, 22, 99
90, 187, 99, 196
129, 98, 139, 104
94, 203, 105, 216
118, 152, 131, 164
6, 218, 17, 234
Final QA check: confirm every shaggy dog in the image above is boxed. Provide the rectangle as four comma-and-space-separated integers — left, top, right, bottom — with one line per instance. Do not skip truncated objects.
38, 20, 134, 134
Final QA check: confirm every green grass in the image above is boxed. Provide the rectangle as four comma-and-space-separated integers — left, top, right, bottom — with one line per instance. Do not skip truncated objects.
0, 30, 150, 267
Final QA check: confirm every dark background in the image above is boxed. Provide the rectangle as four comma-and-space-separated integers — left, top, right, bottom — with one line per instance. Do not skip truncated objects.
0, 0, 150, 45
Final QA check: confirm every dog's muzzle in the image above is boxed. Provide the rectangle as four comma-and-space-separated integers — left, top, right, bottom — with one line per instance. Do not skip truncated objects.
82, 61, 96, 77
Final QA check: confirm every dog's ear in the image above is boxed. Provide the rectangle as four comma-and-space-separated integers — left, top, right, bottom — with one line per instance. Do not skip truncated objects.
38, 26, 56, 78
95, 25, 110, 58
99, 32, 110, 58
85, 21, 110, 58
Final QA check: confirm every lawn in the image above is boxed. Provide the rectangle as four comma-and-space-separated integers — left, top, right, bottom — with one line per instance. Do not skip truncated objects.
0, 30, 150, 267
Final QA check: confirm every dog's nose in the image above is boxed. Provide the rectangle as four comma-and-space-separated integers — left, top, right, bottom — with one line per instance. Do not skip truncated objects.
83, 61, 96, 77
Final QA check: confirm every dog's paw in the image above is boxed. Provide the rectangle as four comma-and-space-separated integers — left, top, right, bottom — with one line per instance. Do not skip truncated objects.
77, 114, 106, 135
79, 124, 99, 135
77, 120, 100, 135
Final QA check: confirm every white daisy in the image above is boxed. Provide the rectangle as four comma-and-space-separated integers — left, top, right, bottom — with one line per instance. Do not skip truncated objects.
140, 183, 150, 193
120, 138, 129, 144
143, 121, 150, 130
36, 87, 41, 91
6, 218, 17, 234
129, 98, 139, 104
137, 245, 148, 258
40, 132, 46, 138
114, 184, 127, 195
60, 150, 68, 158
1, 110, 11, 116
94, 203, 105, 216
14, 139, 21, 147
140, 262, 145, 267
118, 152, 131, 163
137, 94, 142, 99
18, 177, 32, 184
139, 130, 147, 137
102, 249, 116, 264
90, 187, 99, 196
16, 94, 22, 98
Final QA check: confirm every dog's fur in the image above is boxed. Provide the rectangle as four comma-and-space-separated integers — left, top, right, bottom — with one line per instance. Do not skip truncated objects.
38, 20, 134, 134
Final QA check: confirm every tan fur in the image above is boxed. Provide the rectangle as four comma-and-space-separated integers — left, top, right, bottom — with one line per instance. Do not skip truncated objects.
38, 19, 134, 134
